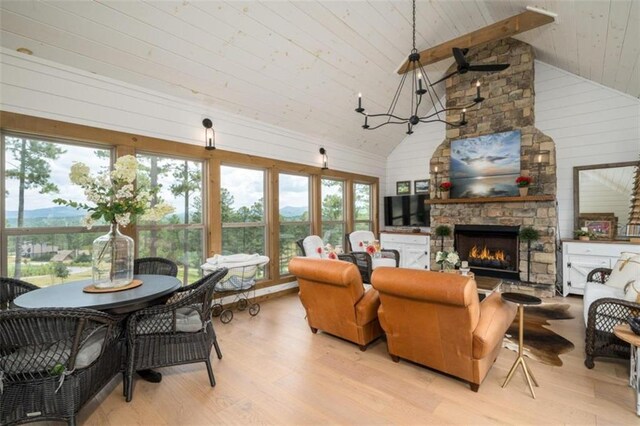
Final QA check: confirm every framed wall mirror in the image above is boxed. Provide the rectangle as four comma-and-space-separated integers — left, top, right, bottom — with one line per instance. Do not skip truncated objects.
574, 161, 639, 240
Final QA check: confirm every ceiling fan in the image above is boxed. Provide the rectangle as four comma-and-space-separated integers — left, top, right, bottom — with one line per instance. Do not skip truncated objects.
430, 47, 510, 86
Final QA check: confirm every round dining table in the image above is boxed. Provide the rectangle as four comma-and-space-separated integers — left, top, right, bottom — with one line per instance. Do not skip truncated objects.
13, 274, 181, 315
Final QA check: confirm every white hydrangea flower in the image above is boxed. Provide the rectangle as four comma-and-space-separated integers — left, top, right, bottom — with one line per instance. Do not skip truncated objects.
81, 213, 95, 230
69, 162, 91, 186
115, 184, 134, 200
115, 212, 131, 227
111, 155, 138, 183
85, 188, 104, 204
446, 252, 460, 265
142, 202, 174, 221
436, 251, 446, 262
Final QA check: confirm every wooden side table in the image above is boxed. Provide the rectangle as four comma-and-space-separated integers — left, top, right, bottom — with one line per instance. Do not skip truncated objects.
501, 292, 542, 398
613, 324, 640, 416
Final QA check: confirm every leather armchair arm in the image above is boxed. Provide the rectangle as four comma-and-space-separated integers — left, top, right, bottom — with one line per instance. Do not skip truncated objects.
355, 288, 380, 326
472, 292, 517, 359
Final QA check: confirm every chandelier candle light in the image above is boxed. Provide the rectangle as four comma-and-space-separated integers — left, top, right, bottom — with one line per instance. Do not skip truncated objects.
55, 155, 174, 288
354, 0, 484, 134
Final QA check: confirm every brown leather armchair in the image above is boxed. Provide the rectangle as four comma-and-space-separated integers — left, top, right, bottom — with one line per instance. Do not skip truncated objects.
288, 257, 383, 350
372, 268, 516, 391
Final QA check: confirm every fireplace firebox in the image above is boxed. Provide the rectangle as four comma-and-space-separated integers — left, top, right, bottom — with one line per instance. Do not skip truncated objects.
454, 225, 520, 279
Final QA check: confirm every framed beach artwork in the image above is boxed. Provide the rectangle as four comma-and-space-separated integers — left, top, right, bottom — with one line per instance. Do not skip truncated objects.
450, 130, 521, 198
414, 179, 430, 194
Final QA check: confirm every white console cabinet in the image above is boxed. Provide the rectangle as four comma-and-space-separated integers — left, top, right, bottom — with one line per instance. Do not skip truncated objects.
562, 240, 640, 296
380, 232, 430, 270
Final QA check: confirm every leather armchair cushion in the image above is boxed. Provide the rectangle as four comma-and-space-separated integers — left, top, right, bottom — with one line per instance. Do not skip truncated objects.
355, 289, 380, 326
472, 292, 517, 359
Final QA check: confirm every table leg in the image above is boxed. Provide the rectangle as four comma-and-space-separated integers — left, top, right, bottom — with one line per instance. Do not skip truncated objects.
502, 304, 538, 398
632, 345, 639, 416
137, 369, 162, 383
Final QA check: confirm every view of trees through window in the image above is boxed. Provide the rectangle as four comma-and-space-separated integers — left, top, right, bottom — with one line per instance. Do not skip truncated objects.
3, 134, 112, 286
279, 173, 310, 274
220, 165, 267, 277
321, 178, 345, 248
2, 132, 378, 287
354, 183, 373, 231
136, 154, 205, 284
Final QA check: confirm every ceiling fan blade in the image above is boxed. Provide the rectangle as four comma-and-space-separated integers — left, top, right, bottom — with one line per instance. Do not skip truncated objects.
467, 64, 510, 72
452, 48, 468, 67
430, 70, 460, 86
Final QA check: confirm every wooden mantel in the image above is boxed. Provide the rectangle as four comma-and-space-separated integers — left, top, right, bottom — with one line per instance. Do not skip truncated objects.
426, 195, 555, 205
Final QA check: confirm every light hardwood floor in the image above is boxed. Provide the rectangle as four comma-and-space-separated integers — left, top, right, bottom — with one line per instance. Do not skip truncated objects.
75, 294, 639, 425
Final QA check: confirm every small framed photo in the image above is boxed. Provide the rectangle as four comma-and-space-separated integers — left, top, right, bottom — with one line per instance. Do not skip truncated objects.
585, 220, 613, 240
414, 179, 430, 194
396, 181, 411, 195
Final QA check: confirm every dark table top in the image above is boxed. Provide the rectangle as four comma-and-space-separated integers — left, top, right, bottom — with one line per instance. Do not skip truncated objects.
13, 274, 181, 315
501, 292, 542, 306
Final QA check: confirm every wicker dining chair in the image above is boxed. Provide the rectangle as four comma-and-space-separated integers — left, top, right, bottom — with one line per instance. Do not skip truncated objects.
0, 277, 39, 310
295, 238, 356, 264
345, 232, 400, 284
584, 267, 640, 368
133, 257, 179, 277
124, 268, 228, 402
0, 307, 124, 426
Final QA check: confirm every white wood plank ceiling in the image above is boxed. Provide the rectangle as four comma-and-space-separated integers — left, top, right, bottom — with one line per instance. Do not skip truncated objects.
0, 1, 638, 156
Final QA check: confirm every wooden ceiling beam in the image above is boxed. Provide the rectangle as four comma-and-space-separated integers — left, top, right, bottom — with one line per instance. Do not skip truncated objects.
398, 10, 555, 74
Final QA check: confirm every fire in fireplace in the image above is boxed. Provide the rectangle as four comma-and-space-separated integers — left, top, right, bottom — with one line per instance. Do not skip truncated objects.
454, 225, 520, 279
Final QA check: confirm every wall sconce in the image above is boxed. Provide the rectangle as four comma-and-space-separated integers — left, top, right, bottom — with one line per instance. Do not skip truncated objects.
319, 148, 328, 170
202, 118, 215, 150
532, 150, 550, 194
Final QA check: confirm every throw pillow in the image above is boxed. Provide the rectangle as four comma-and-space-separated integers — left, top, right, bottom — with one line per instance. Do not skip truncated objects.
604, 252, 640, 292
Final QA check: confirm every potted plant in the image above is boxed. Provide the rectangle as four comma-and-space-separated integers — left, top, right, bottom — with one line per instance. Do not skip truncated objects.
439, 182, 452, 199
434, 225, 451, 252
519, 226, 540, 283
516, 176, 532, 197
574, 229, 594, 241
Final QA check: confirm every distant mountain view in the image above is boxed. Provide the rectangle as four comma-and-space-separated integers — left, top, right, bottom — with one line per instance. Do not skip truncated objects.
279, 206, 307, 218
6, 206, 83, 219
6, 205, 308, 225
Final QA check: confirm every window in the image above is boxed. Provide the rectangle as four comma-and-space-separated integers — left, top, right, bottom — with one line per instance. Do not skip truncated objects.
136, 154, 205, 285
220, 165, 267, 277
2, 133, 112, 286
279, 173, 311, 274
354, 182, 373, 231
321, 178, 345, 248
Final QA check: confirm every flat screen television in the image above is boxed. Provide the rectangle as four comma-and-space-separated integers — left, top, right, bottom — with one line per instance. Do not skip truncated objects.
384, 195, 430, 227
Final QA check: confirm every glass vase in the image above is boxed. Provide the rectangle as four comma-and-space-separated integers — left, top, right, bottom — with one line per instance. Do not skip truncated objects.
92, 223, 134, 288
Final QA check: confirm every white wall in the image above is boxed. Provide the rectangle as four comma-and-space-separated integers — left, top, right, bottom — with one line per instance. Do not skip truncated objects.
385, 61, 640, 238
0, 48, 386, 180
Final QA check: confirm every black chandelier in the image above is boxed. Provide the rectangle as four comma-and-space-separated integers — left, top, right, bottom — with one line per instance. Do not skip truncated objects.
355, 0, 484, 134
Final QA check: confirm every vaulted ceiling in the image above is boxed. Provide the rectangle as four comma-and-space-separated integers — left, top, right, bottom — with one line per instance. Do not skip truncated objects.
0, 1, 638, 156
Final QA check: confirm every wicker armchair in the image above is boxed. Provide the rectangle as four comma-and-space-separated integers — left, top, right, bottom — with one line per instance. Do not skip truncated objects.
1, 277, 38, 310
134, 257, 179, 277
124, 268, 228, 402
0, 308, 123, 425
584, 267, 640, 368
346, 232, 400, 284
295, 238, 356, 264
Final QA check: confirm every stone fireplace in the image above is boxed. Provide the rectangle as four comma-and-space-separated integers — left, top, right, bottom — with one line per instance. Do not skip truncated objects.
429, 38, 558, 288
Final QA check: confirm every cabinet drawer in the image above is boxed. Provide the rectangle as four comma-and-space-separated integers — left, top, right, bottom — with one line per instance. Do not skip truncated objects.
564, 242, 640, 258
381, 234, 428, 245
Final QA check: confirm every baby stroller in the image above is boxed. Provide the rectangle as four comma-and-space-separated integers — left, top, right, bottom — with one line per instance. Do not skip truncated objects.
201, 253, 270, 324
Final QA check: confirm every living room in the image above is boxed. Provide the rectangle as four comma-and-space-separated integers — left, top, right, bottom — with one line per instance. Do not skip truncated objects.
1, 0, 639, 424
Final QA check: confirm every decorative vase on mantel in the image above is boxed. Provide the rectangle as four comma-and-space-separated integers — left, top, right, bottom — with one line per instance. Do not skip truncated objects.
441, 191, 450, 200
92, 222, 134, 289
519, 187, 529, 197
